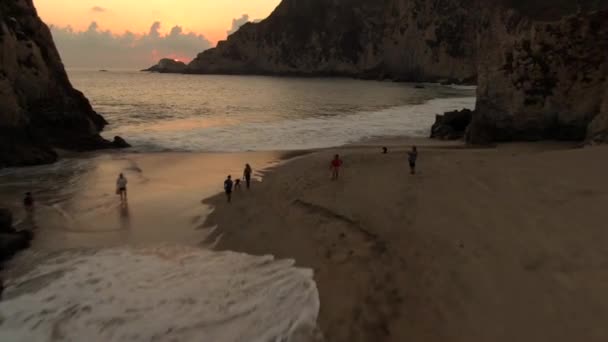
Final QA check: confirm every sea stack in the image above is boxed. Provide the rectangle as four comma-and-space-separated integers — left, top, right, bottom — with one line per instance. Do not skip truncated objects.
144, 58, 188, 73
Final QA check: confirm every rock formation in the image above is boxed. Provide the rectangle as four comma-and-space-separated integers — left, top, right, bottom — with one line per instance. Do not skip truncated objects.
469, 2, 608, 143
143, 58, 187, 73
175, 0, 608, 144
431, 109, 473, 140
187, 0, 479, 83
0, 0, 125, 167
0, 208, 32, 266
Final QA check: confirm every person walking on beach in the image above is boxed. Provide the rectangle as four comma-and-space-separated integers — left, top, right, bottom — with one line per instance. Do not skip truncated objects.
224, 175, 234, 203
243, 164, 253, 189
408, 146, 418, 175
330, 154, 343, 180
116, 173, 128, 202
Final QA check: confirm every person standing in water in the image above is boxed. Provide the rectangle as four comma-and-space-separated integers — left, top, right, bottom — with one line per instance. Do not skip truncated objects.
116, 173, 128, 201
408, 146, 418, 175
224, 175, 234, 203
330, 154, 343, 180
243, 164, 253, 189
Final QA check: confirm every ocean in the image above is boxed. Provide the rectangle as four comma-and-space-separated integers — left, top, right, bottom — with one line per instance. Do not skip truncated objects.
0, 71, 475, 341
72, 70, 476, 152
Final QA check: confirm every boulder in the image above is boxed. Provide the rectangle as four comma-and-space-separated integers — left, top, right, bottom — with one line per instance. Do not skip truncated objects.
0, 232, 31, 262
112, 136, 131, 148
0, 208, 33, 265
0, 208, 13, 233
431, 109, 474, 140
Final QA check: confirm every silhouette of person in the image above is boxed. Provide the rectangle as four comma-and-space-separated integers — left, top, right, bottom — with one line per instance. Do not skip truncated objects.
243, 164, 253, 189
330, 154, 343, 180
224, 175, 234, 203
408, 146, 418, 175
116, 173, 128, 201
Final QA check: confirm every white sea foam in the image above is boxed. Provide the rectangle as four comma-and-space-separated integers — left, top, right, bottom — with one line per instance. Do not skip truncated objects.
0, 246, 320, 342
66, 71, 475, 153
107, 96, 476, 153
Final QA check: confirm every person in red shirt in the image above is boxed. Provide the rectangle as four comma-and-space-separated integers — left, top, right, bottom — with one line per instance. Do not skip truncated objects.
330, 154, 343, 180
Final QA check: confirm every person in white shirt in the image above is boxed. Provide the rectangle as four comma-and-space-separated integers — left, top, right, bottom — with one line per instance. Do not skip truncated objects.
116, 173, 128, 201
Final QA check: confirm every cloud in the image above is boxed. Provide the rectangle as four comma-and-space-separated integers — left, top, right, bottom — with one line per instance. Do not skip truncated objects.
91, 6, 107, 13
227, 14, 250, 36
49, 22, 213, 69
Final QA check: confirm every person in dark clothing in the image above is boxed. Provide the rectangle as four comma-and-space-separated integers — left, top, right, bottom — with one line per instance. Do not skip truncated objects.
330, 154, 343, 180
408, 146, 418, 175
382, 147, 388, 154
243, 164, 253, 189
224, 175, 234, 203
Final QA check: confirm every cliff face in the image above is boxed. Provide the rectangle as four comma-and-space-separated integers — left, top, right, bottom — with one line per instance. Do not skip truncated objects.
0, 0, 114, 167
469, 4, 608, 143
185, 0, 608, 144
188, 0, 479, 83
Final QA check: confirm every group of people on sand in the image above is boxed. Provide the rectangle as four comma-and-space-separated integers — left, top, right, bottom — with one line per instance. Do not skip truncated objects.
223, 163, 253, 203
112, 164, 254, 204
113, 146, 417, 204
330, 145, 418, 180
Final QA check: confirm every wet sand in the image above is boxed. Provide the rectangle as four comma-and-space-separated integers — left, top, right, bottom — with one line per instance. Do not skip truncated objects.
0, 151, 282, 249
204, 142, 608, 342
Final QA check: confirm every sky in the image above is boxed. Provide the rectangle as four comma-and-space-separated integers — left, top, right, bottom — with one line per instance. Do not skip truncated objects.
34, 0, 281, 69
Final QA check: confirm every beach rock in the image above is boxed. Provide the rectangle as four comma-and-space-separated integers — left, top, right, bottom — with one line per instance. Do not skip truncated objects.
0, 208, 31, 264
0, 208, 13, 233
0, 232, 31, 262
112, 136, 131, 148
431, 109, 473, 140
0, 0, 126, 168
144, 58, 187, 73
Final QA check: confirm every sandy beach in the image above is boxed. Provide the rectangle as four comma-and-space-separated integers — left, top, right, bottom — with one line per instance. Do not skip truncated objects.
204, 141, 608, 342
0, 151, 283, 250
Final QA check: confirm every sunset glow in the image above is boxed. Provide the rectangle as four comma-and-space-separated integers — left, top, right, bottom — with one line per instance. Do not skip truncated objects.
34, 0, 281, 44
32, 0, 280, 68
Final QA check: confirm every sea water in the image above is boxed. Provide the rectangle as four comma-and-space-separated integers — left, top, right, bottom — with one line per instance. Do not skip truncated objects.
70, 71, 476, 152
0, 71, 475, 341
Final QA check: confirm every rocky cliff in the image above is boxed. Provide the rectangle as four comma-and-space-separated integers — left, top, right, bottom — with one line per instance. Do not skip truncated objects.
469, 2, 608, 143
187, 0, 479, 83
0, 0, 121, 167
183, 0, 608, 143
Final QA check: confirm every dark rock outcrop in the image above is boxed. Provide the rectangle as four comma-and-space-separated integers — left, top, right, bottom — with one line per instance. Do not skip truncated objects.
112, 136, 131, 148
431, 109, 473, 140
469, 5, 608, 144
0, 208, 12, 232
1, 0, 125, 168
0, 208, 32, 265
144, 58, 187, 73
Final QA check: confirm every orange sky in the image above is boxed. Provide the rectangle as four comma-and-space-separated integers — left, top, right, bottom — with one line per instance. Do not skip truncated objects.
34, 0, 281, 44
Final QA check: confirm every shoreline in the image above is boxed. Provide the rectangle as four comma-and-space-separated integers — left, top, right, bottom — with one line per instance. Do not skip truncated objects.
202, 140, 608, 341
